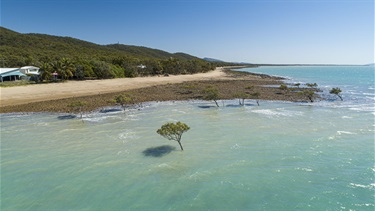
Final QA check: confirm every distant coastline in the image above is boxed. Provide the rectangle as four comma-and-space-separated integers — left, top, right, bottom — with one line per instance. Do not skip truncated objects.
255, 64, 370, 66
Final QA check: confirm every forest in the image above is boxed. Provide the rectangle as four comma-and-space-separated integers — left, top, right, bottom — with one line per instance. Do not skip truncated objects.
0, 27, 249, 81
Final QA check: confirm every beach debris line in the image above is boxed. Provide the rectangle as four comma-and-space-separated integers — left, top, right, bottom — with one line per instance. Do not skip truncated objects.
157, 121, 190, 151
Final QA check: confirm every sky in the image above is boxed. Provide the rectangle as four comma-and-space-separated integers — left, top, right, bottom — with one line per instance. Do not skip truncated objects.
1, 0, 374, 64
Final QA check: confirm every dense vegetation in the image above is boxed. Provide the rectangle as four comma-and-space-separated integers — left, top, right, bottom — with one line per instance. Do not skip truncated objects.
0, 27, 241, 80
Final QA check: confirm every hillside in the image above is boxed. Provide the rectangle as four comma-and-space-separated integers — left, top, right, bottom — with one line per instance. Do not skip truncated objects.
105, 44, 199, 60
0, 27, 200, 66
0, 27, 230, 79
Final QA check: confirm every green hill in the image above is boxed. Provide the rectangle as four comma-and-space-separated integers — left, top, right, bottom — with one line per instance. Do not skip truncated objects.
0, 27, 227, 79
0, 27, 199, 65
105, 44, 199, 60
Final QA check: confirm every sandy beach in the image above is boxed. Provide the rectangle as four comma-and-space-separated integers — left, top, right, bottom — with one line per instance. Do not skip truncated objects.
0, 67, 228, 107
0, 67, 312, 113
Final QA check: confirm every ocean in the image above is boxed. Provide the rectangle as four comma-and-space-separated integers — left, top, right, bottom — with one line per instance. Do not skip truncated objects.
1, 66, 374, 210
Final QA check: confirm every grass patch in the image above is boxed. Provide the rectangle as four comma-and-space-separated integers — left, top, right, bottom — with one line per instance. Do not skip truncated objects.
0, 80, 36, 87
0, 80, 68, 87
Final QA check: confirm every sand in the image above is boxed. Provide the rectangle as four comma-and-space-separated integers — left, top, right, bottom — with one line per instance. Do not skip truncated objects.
0, 67, 316, 113
0, 67, 228, 107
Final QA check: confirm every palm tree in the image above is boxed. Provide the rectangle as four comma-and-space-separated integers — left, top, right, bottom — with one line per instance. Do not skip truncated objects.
39, 62, 53, 81
60, 58, 75, 80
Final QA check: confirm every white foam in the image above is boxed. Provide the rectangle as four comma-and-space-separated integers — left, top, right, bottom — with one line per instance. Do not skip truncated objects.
230, 144, 241, 149
118, 130, 139, 143
349, 183, 375, 190
251, 108, 303, 117
337, 131, 357, 135
188, 170, 212, 181
349, 106, 375, 112
295, 167, 313, 172
354, 203, 374, 207
84, 116, 109, 122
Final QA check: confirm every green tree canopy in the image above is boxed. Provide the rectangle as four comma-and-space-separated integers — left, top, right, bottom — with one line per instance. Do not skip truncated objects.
251, 92, 261, 106
67, 101, 86, 119
157, 121, 190, 151
299, 90, 316, 102
306, 83, 318, 88
330, 87, 343, 101
203, 87, 219, 107
114, 94, 132, 111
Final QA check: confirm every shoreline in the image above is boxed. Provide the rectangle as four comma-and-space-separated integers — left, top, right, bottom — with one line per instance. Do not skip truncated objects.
0, 67, 228, 107
0, 67, 314, 113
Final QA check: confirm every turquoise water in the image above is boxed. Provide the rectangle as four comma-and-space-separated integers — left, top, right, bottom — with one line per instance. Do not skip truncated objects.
1, 66, 374, 210
243, 66, 375, 112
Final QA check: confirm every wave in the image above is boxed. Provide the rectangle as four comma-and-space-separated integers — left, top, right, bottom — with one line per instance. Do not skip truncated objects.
118, 130, 139, 143
363, 92, 375, 96
337, 131, 357, 135
349, 106, 375, 112
349, 183, 375, 190
250, 108, 303, 117
295, 167, 313, 172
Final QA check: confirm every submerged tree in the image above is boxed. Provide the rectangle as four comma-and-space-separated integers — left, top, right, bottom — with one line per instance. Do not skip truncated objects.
306, 83, 318, 88
251, 92, 261, 106
203, 87, 219, 107
329, 87, 343, 101
293, 83, 301, 88
157, 122, 190, 151
299, 90, 316, 102
279, 84, 288, 91
67, 101, 86, 120
279, 84, 290, 94
235, 92, 249, 106
114, 94, 132, 111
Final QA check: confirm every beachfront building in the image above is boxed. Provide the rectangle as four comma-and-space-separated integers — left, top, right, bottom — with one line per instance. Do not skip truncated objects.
0, 66, 40, 82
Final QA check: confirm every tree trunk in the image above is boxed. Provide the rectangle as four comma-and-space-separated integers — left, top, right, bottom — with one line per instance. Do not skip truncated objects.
177, 141, 184, 151
214, 100, 219, 107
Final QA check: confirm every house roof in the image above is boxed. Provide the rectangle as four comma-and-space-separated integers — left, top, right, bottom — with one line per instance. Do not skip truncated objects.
0, 68, 20, 74
0, 66, 40, 77
1, 71, 26, 77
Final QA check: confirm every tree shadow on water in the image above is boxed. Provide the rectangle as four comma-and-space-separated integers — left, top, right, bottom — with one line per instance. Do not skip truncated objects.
198, 105, 216, 109
226, 104, 242, 108
57, 115, 77, 120
142, 145, 176, 157
99, 108, 122, 113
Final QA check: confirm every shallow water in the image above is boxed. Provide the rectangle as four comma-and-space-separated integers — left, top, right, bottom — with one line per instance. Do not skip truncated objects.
1, 66, 374, 210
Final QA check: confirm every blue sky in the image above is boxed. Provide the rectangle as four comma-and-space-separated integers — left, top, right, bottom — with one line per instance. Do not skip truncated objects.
1, 0, 374, 64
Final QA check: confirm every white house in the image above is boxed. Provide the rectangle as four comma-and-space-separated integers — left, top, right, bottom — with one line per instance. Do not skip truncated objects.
0, 66, 40, 82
